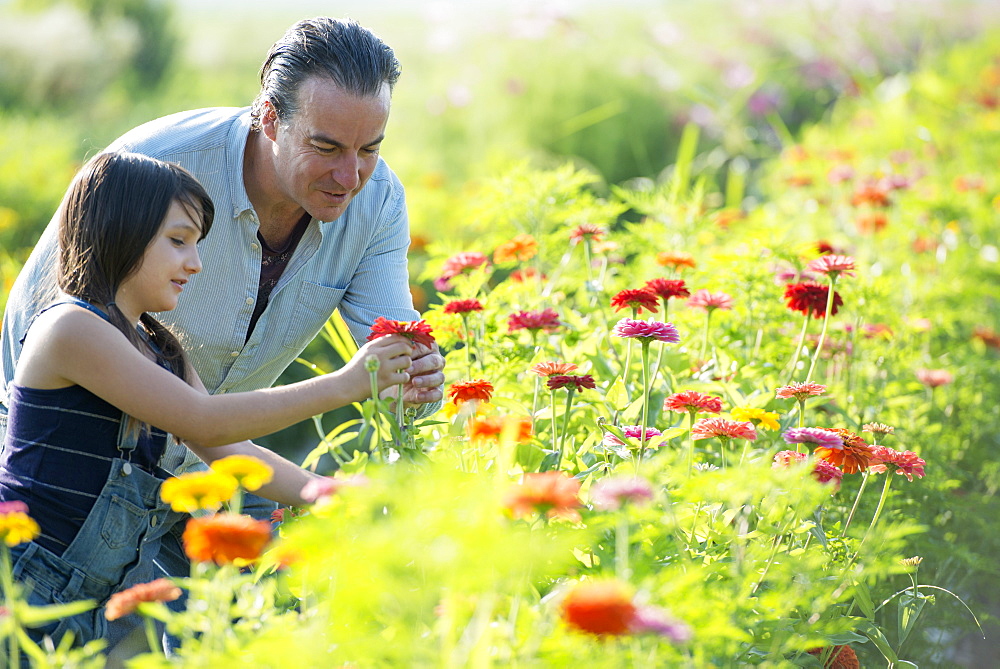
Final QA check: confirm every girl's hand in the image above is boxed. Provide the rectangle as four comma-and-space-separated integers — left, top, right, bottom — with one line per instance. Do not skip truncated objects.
346, 335, 413, 397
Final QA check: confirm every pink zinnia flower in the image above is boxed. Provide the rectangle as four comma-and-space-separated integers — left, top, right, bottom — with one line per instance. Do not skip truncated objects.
443, 299, 484, 315
775, 383, 827, 401
434, 252, 490, 291
590, 477, 655, 510
602, 425, 664, 450
643, 278, 691, 303
690, 418, 756, 442
569, 223, 605, 245
530, 361, 579, 377
686, 290, 733, 312
663, 391, 723, 415
611, 318, 680, 344
610, 289, 660, 315
507, 308, 561, 333
805, 254, 856, 279
546, 375, 596, 392
629, 605, 693, 643
773, 451, 844, 490
916, 368, 953, 388
782, 427, 844, 450
773, 450, 808, 467
868, 446, 926, 482
300, 474, 368, 503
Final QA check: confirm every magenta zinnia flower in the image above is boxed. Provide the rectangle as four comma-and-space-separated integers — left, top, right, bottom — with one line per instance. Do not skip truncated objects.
629, 606, 693, 643
782, 427, 844, 450
691, 418, 756, 441
868, 445, 926, 481
611, 318, 680, 343
663, 391, 723, 415
775, 383, 827, 401
686, 290, 733, 312
443, 299, 484, 315
546, 375, 596, 391
806, 254, 856, 279
507, 308, 561, 333
602, 425, 664, 449
610, 289, 660, 315
590, 477, 655, 510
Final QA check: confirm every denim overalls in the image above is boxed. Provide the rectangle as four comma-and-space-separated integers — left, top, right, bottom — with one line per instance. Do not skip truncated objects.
9, 409, 185, 650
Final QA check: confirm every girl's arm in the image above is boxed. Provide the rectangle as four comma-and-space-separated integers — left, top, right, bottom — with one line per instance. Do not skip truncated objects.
15, 305, 411, 448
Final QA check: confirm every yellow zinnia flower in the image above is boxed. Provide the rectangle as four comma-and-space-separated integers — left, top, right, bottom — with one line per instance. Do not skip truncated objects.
211, 455, 274, 492
731, 407, 780, 431
160, 471, 239, 513
0, 510, 40, 546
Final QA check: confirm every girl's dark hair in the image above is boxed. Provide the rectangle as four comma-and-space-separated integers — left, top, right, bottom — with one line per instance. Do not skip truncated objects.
250, 17, 401, 130
57, 152, 214, 436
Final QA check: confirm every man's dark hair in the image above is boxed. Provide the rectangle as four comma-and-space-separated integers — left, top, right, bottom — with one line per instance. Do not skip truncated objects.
250, 17, 401, 130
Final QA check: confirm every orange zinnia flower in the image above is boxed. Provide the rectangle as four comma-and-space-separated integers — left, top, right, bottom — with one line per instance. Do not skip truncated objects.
529, 361, 578, 377
503, 471, 582, 522
182, 513, 272, 565
447, 379, 494, 405
807, 645, 860, 669
468, 416, 532, 444
493, 234, 538, 264
561, 580, 637, 636
814, 427, 873, 474
655, 251, 696, 269
105, 578, 182, 621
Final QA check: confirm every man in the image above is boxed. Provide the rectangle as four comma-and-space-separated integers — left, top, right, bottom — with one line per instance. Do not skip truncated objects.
0, 16, 443, 654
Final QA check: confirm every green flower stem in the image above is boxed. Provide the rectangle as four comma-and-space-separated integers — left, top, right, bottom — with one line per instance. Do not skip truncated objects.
699, 310, 713, 363
650, 302, 671, 394
797, 399, 806, 431
396, 383, 405, 443
616, 509, 631, 581
558, 388, 577, 469
842, 471, 871, 537
805, 276, 838, 384
461, 313, 474, 378
583, 238, 595, 288
366, 361, 389, 462
531, 375, 541, 433
785, 310, 812, 384
719, 436, 729, 470
550, 388, 560, 467
858, 472, 894, 550
638, 339, 652, 472
144, 616, 163, 655
1, 545, 19, 669
687, 410, 698, 476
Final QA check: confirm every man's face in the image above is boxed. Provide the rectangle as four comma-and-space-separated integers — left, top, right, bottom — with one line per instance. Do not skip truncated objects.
263, 76, 391, 222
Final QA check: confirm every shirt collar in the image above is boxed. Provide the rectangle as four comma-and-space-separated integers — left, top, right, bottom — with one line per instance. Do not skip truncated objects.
227, 109, 255, 218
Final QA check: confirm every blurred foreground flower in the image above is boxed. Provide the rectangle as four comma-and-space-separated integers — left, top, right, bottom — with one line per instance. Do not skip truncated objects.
183, 513, 272, 565
447, 379, 494, 405
503, 471, 582, 522
468, 415, 532, 444
105, 579, 181, 621
160, 471, 239, 513
300, 474, 369, 504
210, 455, 273, 492
590, 476, 654, 510
560, 580, 690, 642
0, 501, 39, 546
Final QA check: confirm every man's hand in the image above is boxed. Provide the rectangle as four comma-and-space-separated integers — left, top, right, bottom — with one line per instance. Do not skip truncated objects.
379, 341, 444, 407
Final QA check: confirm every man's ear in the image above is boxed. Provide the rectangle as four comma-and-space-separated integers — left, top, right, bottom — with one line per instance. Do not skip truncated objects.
260, 101, 280, 142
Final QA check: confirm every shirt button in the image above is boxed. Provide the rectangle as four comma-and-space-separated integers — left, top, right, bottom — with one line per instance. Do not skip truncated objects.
251, 242, 260, 251
150, 516, 159, 528
231, 351, 240, 357
245, 297, 254, 306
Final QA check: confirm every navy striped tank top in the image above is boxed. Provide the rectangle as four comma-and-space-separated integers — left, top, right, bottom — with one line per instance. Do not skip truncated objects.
0, 300, 170, 555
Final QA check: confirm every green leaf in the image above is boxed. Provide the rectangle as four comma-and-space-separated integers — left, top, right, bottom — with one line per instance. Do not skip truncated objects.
604, 377, 629, 411
340, 449, 369, 475
852, 578, 877, 620
858, 620, 899, 664
17, 599, 96, 626
516, 441, 546, 472
898, 591, 927, 647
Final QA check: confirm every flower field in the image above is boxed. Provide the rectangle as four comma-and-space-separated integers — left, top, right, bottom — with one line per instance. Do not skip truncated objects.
2, 12, 1000, 669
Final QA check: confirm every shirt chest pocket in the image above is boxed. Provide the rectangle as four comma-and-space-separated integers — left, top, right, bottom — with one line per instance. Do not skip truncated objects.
280, 282, 348, 351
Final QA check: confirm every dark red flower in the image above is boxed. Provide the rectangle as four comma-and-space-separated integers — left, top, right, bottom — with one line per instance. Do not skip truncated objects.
815, 241, 837, 255
507, 308, 561, 333
367, 317, 436, 348
784, 282, 843, 318
546, 375, 596, 391
443, 299, 484, 315
610, 289, 659, 314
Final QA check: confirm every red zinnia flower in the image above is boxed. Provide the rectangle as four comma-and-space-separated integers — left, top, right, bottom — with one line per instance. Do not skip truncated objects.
813, 427, 872, 474
105, 579, 182, 621
644, 278, 690, 302
610, 289, 660, 314
546, 375, 596, 391
690, 417, 756, 442
663, 391, 723, 415
529, 361, 579, 377
851, 182, 891, 207
807, 645, 860, 669
815, 240, 837, 255
561, 580, 637, 636
868, 445, 926, 481
655, 252, 697, 269
493, 234, 538, 264
784, 282, 843, 318
182, 513, 272, 565
367, 317, 436, 348
806, 255, 856, 279
507, 308, 561, 333
447, 379, 494, 405
503, 471, 582, 522
775, 382, 827, 401
468, 415, 533, 444
569, 224, 605, 245
443, 299, 484, 315
686, 290, 733, 311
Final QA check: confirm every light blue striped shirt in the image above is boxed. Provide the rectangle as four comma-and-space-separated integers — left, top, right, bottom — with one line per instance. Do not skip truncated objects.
1, 107, 432, 468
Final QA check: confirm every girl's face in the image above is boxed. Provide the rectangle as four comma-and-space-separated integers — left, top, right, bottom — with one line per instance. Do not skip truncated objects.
116, 200, 203, 322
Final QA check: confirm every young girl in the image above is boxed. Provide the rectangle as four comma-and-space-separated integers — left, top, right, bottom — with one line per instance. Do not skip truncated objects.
0, 152, 413, 651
